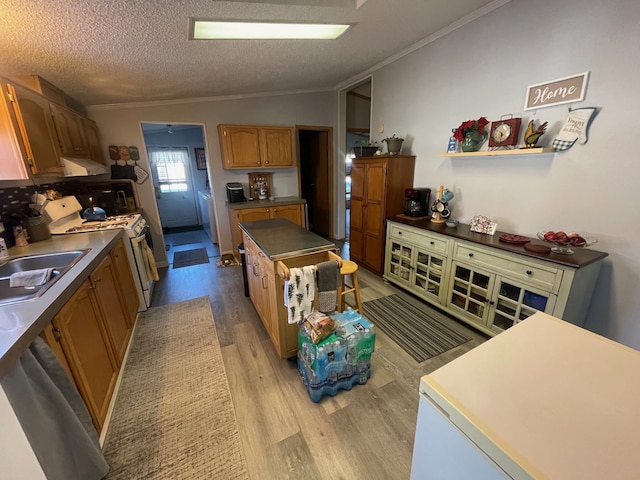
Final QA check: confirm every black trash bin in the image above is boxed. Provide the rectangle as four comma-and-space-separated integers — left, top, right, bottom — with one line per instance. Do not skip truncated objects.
238, 243, 249, 297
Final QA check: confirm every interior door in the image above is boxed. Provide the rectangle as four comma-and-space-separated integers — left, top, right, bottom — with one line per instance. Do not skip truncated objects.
148, 146, 198, 228
298, 127, 332, 237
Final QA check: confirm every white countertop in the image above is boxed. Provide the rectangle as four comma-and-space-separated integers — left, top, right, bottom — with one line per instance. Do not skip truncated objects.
0, 231, 122, 377
421, 312, 640, 480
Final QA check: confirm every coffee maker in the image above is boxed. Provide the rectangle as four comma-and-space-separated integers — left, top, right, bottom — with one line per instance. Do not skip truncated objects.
403, 188, 431, 217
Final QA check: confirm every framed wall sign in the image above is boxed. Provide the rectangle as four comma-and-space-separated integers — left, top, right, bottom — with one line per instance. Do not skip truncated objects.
195, 148, 207, 170
524, 71, 589, 111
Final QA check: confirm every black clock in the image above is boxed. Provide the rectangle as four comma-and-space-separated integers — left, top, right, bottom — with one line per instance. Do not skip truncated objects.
488, 117, 522, 148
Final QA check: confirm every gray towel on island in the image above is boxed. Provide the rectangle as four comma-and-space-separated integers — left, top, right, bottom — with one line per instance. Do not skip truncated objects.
9, 268, 55, 288
316, 260, 340, 313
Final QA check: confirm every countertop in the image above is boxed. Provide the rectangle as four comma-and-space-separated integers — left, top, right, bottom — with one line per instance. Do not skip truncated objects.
420, 312, 640, 479
226, 196, 306, 210
0, 231, 122, 378
239, 218, 334, 260
390, 215, 608, 268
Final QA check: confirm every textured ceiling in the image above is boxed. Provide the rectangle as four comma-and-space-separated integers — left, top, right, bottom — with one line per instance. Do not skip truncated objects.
0, 0, 504, 106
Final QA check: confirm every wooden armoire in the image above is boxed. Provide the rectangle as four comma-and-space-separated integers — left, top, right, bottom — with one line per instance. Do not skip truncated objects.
349, 154, 415, 274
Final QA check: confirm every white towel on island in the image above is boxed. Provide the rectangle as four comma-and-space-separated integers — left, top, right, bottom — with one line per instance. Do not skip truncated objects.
285, 266, 316, 324
10, 268, 55, 288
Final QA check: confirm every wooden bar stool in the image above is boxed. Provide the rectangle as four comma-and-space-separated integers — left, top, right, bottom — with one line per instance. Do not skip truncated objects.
338, 260, 363, 313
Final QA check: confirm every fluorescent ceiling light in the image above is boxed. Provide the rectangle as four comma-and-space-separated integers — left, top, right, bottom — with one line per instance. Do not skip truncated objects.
192, 20, 350, 40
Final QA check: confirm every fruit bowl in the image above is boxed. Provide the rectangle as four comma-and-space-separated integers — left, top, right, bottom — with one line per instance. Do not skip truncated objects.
536, 231, 597, 255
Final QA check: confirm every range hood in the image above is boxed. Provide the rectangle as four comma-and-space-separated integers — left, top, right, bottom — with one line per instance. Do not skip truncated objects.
61, 157, 109, 177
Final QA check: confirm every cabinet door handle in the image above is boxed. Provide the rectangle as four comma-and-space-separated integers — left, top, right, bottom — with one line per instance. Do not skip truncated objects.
52, 327, 62, 342
526, 270, 533, 275
430, 241, 434, 245
261, 276, 268, 289
398, 231, 402, 235
252, 263, 259, 276
468, 253, 474, 258
489, 301, 495, 305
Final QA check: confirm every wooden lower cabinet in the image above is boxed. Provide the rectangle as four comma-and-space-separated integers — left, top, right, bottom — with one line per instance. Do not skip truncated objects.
90, 253, 133, 365
229, 201, 305, 261
52, 280, 118, 432
109, 239, 139, 326
42, 238, 137, 432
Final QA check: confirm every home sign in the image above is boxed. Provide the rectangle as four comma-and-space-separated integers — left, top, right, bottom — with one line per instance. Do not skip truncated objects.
524, 71, 589, 111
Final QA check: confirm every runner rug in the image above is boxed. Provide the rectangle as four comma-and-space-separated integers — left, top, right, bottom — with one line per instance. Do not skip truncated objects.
363, 292, 471, 363
102, 296, 248, 479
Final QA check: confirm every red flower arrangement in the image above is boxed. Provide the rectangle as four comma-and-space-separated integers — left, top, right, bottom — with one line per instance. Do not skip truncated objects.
453, 116, 489, 142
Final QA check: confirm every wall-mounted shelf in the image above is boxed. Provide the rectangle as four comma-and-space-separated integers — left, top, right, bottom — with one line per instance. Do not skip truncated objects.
439, 147, 555, 158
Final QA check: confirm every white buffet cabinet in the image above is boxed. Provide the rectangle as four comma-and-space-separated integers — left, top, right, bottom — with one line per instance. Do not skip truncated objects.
384, 219, 607, 336
410, 312, 640, 479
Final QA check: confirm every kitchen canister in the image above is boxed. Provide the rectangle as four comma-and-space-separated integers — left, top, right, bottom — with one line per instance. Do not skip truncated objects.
23, 216, 51, 243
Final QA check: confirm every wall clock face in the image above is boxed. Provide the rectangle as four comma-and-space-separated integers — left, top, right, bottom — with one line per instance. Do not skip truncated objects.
488, 118, 522, 147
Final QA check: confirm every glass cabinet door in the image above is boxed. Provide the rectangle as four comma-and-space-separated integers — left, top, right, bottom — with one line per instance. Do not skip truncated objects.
448, 263, 493, 325
387, 240, 414, 285
413, 247, 445, 302
489, 279, 557, 333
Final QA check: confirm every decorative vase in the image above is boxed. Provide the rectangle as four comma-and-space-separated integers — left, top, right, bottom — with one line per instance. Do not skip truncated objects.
460, 132, 481, 152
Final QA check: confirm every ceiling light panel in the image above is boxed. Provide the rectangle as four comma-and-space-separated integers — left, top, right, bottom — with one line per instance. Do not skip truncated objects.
191, 19, 351, 40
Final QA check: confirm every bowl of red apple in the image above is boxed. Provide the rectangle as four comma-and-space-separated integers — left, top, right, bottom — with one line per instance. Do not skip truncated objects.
536, 231, 597, 255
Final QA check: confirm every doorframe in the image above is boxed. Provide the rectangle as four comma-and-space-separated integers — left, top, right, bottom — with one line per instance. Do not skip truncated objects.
296, 125, 334, 239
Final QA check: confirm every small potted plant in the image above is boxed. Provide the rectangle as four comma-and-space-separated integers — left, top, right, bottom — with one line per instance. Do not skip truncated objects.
353, 140, 380, 157
383, 134, 405, 155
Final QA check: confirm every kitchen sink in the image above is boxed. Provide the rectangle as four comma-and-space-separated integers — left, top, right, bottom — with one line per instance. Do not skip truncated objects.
0, 249, 90, 306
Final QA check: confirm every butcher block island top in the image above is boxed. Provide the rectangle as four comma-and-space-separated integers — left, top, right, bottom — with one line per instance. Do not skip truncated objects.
239, 217, 335, 260
239, 218, 337, 359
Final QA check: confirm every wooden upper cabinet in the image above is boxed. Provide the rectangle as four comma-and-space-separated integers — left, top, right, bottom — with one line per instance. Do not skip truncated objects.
218, 124, 294, 169
8, 82, 63, 176
81, 116, 106, 164
49, 102, 89, 157
0, 82, 29, 180
259, 127, 294, 167
218, 125, 261, 168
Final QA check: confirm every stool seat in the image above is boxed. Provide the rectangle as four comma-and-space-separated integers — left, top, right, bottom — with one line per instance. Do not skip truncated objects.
338, 260, 363, 314
340, 260, 358, 276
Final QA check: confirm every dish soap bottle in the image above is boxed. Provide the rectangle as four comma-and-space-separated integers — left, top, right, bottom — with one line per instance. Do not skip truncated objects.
447, 128, 458, 153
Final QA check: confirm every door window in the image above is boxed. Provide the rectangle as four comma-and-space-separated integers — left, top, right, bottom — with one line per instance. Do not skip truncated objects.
148, 147, 190, 193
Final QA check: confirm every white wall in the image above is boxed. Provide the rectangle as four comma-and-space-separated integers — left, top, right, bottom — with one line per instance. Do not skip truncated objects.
369, 0, 640, 347
89, 91, 334, 265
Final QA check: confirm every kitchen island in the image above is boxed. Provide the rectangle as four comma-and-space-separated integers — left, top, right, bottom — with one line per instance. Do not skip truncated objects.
239, 218, 336, 359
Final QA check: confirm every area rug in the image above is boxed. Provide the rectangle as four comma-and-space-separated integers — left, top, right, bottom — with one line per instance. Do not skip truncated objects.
173, 248, 210, 268
170, 230, 207, 247
102, 297, 249, 479
363, 292, 471, 363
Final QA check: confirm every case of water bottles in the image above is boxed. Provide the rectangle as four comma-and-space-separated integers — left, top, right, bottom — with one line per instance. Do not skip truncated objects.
297, 309, 376, 403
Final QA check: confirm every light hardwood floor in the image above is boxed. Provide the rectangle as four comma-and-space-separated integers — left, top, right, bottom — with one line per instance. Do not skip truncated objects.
153, 232, 488, 479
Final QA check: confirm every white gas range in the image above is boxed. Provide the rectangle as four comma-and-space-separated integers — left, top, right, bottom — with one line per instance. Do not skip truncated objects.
43, 196, 155, 311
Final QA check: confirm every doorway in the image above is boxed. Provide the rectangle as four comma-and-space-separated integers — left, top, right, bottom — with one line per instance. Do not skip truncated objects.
297, 126, 333, 238
142, 124, 206, 229
345, 80, 372, 244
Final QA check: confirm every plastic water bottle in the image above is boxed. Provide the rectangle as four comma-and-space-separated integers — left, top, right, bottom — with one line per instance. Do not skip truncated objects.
447, 128, 458, 153
326, 340, 347, 382
315, 346, 328, 382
